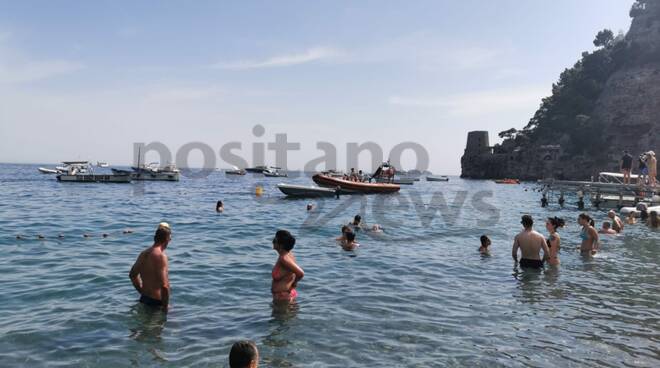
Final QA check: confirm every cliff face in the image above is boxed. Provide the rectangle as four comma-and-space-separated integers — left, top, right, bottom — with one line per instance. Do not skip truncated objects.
461, 0, 660, 180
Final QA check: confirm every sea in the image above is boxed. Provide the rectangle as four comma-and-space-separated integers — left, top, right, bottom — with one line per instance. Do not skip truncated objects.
0, 163, 658, 367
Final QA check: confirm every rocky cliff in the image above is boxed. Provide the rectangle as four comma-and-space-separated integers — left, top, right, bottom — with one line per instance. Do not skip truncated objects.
461, 0, 660, 180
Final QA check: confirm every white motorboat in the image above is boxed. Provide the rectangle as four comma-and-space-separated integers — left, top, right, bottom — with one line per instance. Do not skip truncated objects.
263, 168, 287, 177
38, 167, 59, 174
426, 175, 449, 182
97, 161, 109, 168
374, 176, 415, 185
225, 166, 246, 175
124, 162, 180, 181
277, 184, 337, 197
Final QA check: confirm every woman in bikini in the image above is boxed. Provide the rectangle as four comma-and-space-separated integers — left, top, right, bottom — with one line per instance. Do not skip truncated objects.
271, 230, 304, 303
545, 217, 565, 266
578, 213, 599, 255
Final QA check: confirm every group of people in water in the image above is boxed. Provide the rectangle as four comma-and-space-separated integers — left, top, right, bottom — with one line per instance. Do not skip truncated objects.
477, 208, 659, 269
126, 195, 658, 366
621, 149, 657, 186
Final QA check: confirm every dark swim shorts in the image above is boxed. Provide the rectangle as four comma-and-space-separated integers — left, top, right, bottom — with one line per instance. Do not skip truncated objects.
520, 258, 544, 269
140, 294, 163, 307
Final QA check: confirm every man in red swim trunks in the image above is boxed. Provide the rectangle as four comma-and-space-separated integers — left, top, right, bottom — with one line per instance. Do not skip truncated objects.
129, 223, 171, 311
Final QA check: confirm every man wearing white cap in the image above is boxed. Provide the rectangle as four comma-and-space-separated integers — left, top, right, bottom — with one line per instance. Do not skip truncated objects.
129, 222, 172, 311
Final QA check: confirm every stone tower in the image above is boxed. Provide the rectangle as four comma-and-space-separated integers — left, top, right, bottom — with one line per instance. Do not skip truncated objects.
464, 131, 490, 155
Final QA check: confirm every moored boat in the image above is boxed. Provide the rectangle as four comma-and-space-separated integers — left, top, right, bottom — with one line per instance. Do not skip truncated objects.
426, 175, 449, 182
374, 177, 415, 185
263, 168, 287, 177
38, 167, 60, 174
312, 173, 400, 194
495, 178, 520, 184
277, 184, 337, 197
245, 165, 269, 173
57, 173, 131, 183
225, 166, 246, 175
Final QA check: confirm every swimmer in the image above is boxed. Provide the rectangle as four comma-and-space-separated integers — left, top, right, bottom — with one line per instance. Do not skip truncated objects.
512, 215, 549, 269
349, 214, 363, 231
599, 221, 618, 235
607, 210, 624, 233
306, 203, 314, 211
625, 212, 637, 225
578, 213, 599, 254
545, 217, 565, 266
271, 230, 304, 303
370, 224, 383, 233
102, 233, 109, 238
648, 211, 659, 228
83, 234, 91, 238
342, 231, 359, 251
37, 234, 45, 239
58, 233, 64, 238
216, 200, 224, 213
16, 235, 23, 240
336, 225, 352, 243
123, 229, 134, 234
229, 340, 259, 368
129, 223, 172, 311
478, 235, 491, 255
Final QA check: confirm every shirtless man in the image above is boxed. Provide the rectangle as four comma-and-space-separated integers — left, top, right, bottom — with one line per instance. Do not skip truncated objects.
129, 223, 171, 311
607, 210, 624, 233
512, 215, 549, 269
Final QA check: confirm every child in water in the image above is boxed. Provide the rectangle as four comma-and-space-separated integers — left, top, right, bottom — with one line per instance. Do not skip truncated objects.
479, 235, 491, 255
342, 231, 359, 251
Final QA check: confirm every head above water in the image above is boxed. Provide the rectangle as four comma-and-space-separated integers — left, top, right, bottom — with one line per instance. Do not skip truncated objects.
273, 230, 295, 251
229, 340, 259, 368
607, 210, 616, 218
154, 224, 171, 246
520, 215, 534, 229
546, 217, 565, 232
341, 225, 351, 234
480, 235, 491, 247
602, 221, 612, 229
353, 215, 362, 224
345, 231, 356, 242
578, 213, 595, 227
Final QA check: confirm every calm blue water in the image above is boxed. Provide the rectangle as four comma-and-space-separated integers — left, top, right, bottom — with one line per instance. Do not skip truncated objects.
0, 163, 658, 367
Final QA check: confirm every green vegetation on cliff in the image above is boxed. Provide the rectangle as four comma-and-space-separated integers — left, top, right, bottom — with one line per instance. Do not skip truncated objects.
497, 0, 660, 156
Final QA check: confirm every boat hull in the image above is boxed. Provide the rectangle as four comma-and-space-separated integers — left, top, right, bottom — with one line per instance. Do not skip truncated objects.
426, 175, 449, 182
38, 167, 59, 174
312, 174, 400, 194
277, 184, 336, 197
57, 174, 131, 183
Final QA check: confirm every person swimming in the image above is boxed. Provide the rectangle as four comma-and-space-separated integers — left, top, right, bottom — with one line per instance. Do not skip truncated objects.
512, 215, 549, 269
599, 221, 618, 235
479, 235, 491, 255
578, 213, 599, 254
370, 224, 383, 233
336, 225, 352, 244
545, 217, 565, 266
306, 203, 314, 211
271, 230, 304, 302
229, 340, 259, 368
648, 211, 660, 228
349, 214, 363, 231
129, 223, 172, 311
216, 200, 224, 213
342, 231, 359, 251
607, 210, 623, 233
625, 212, 637, 225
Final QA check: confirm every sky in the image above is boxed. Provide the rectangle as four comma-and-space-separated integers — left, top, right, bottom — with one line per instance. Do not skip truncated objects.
0, 0, 634, 174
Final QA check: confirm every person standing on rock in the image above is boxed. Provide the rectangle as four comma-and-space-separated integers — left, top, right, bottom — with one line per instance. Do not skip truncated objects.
620, 150, 633, 184
647, 151, 657, 187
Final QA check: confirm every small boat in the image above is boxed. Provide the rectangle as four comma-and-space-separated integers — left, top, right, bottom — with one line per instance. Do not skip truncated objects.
225, 166, 246, 175
126, 162, 181, 181
263, 168, 287, 177
96, 161, 109, 168
57, 174, 131, 183
38, 167, 59, 174
312, 173, 400, 194
245, 165, 270, 173
426, 175, 449, 182
495, 178, 520, 184
277, 184, 337, 197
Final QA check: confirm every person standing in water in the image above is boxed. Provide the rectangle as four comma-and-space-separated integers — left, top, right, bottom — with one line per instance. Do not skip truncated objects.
578, 213, 599, 254
129, 223, 171, 311
608, 210, 624, 233
512, 215, 550, 269
545, 217, 564, 266
271, 230, 304, 302
229, 340, 259, 368
479, 235, 491, 255
341, 231, 359, 251
620, 150, 633, 184
216, 200, 224, 212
